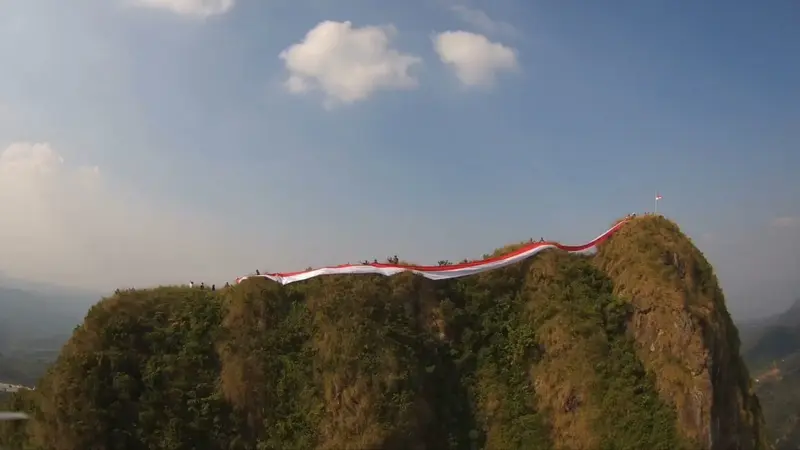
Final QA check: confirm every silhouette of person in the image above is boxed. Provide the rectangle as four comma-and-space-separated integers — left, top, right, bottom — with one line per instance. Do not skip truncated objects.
256, 269, 260, 275
211, 284, 215, 291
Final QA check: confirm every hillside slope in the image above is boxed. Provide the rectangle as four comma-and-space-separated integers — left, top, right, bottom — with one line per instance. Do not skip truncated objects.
0, 216, 766, 450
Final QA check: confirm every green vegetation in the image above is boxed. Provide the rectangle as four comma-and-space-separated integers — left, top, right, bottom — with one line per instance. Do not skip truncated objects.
0, 216, 766, 449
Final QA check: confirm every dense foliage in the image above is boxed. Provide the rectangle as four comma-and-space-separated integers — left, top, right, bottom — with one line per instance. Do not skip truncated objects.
0, 216, 765, 449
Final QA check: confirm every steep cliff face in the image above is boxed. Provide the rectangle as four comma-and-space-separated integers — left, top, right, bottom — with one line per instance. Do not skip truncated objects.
0, 216, 766, 450
594, 216, 766, 449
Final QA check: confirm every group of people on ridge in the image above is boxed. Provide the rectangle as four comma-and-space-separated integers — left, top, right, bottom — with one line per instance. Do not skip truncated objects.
187, 281, 231, 291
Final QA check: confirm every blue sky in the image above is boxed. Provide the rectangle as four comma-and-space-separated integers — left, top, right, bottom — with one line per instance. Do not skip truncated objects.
0, 0, 797, 319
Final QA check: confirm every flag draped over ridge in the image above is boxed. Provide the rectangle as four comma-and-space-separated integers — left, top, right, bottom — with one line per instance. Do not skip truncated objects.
0, 412, 28, 421
236, 219, 630, 286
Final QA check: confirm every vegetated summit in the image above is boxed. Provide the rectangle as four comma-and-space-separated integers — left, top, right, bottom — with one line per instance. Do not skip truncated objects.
0, 215, 766, 450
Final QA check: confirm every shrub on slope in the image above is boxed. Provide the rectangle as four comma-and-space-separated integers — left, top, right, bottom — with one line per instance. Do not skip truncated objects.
521, 253, 682, 450
218, 279, 319, 449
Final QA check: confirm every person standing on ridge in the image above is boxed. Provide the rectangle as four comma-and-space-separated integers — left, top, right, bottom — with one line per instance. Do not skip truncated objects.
189, 281, 194, 288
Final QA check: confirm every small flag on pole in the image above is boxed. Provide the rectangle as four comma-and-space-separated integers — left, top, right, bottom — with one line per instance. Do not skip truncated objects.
654, 192, 662, 214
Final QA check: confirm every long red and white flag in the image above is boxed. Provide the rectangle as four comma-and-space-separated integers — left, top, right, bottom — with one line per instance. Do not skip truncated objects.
656, 193, 663, 201
236, 219, 630, 286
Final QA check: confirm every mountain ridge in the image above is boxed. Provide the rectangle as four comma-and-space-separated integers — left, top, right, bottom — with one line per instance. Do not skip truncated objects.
0, 215, 766, 450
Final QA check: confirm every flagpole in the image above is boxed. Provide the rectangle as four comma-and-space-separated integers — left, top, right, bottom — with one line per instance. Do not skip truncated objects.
655, 192, 658, 214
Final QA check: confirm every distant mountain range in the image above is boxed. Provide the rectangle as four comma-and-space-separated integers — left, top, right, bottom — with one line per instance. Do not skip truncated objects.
0, 272, 101, 304
737, 298, 800, 450
739, 298, 800, 370
0, 286, 96, 352
0, 277, 101, 385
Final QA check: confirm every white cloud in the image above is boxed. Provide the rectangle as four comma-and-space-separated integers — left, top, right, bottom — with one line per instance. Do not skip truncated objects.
279, 21, 422, 106
771, 217, 800, 229
0, 142, 237, 290
449, 5, 520, 39
433, 31, 518, 87
130, 0, 234, 17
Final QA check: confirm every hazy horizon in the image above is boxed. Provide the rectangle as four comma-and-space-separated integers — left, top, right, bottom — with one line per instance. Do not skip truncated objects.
1, 0, 798, 321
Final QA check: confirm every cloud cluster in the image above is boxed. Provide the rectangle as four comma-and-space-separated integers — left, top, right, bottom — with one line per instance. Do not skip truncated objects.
0, 142, 237, 290
131, 0, 234, 18
125, 0, 521, 105
278, 21, 520, 105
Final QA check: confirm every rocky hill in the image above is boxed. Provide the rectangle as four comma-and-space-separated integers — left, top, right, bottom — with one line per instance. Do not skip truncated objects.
0, 215, 766, 450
